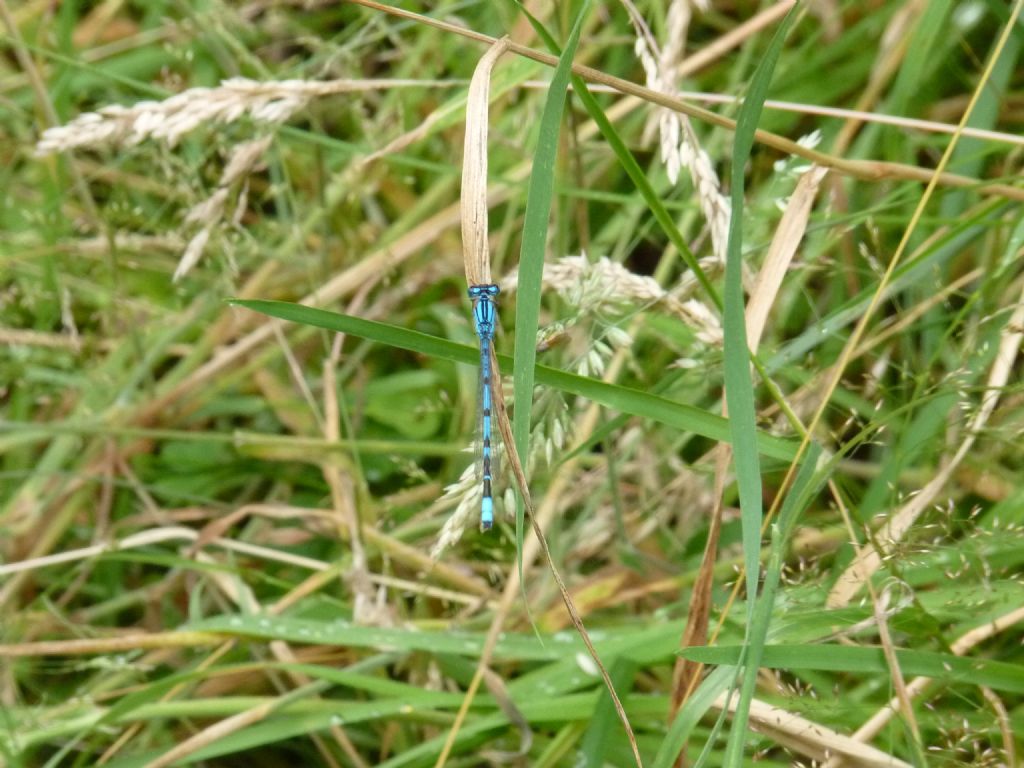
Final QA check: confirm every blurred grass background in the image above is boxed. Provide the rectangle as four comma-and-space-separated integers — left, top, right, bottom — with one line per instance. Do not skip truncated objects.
1, 1, 1023, 766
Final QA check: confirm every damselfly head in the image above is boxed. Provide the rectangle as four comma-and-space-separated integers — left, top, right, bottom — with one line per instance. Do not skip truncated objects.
468, 283, 500, 300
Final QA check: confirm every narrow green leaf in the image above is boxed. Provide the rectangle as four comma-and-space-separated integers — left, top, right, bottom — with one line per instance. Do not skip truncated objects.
186, 614, 557, 660
775, 444, 827, 538
512, 0, 589, 577
720, 8, 797, 764
230, 299, 798, 460
652, 665, 736, 768
725, 18, 795, 622
568, 80, 719, 307
724, 443, 823, 767
681, 644, 1024, 695
768, 205, 1008, 371
580, 656, 635, 766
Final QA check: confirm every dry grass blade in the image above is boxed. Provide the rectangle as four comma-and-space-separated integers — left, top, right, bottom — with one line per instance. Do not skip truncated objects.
713, 694, 913, 768
870, 584, 921, 746
269, 641, 362, 768
480, 666, 533, 760
97, 642, 238, 764
462, 38, 510, 286
669, 446, 727, 722
323, 334, 380, 626
176, 135, 272, 281
430, 37, 513, 556
131, 562, 359, 768
434, 351, 643, 767
745, 165, 828, 350
829, 0, 921, 157
97, 522, 372, 766
0, 632, 224, 657
0, 327, 84, 350
672, 0, 794, 78
138, 682, 331, 768
0, 525, 329, 577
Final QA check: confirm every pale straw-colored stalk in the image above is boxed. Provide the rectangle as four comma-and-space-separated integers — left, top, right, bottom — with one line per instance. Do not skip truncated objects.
745, 165, 829, 350
437, 36, 644, 767
713, 693, 912, 768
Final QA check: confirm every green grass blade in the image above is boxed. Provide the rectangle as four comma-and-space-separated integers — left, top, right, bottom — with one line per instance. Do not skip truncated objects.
724, 11, 793, 626
652, 665, 736, 768
580, 656, 635, 766
512, 0, 589, 576
720, 8, 797, 764
720, 444, 823, 767
186, 614, 554, 659
681, 644, 1024, 695
230, 299, 798, 461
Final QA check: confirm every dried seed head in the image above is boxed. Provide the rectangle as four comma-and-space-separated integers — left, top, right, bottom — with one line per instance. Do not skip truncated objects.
624, 2, 730, 261
505, 255, 721, 343
174, 136, 272, 281
35, 77, 445, 156
36, 79, 312, 155
431, 463, 479, 558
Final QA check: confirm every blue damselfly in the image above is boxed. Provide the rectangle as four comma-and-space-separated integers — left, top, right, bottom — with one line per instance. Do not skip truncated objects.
467, 283, 500, 530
